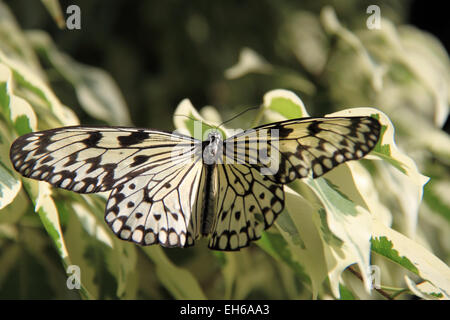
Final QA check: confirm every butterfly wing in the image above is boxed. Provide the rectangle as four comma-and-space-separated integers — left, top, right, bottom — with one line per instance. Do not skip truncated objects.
207, 116, 381, 250
207, 164, 284, 250
223, 116, 381, 184
10, 116, 381, 251
105, 159, 206, 247
10, 126, 205, 248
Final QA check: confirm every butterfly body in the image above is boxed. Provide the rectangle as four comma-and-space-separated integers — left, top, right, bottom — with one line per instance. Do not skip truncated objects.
202, 131, 222, 165
201, 163, 216, 236
10, 116, 381, 251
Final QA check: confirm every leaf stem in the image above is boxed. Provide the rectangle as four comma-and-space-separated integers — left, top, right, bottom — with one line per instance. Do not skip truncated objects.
347, 265, 393, 300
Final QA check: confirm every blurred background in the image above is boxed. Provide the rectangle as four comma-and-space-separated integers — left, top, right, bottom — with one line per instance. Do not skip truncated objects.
6, 0, 450, 131
1, 0, 449, 300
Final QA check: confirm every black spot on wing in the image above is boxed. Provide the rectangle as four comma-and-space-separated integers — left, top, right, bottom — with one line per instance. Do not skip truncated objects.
118, 130, 149, 146
63, 153, 79, 168
143, 191, 153, 203
279, 127, 294, 138
130, 155, 151, 167
82, 131, 102, 147
95, 163, 118, 190
307, 121, 321, 135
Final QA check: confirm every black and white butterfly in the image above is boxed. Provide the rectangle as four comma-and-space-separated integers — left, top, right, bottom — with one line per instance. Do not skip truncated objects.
10, 116, 380, 250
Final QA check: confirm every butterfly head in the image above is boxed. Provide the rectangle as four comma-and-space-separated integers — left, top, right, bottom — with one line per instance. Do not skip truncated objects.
203, 131, 223, 165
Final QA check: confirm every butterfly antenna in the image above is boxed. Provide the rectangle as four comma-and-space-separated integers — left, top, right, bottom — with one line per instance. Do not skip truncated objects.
173, 114, 216, 129
218, 106, 260, 128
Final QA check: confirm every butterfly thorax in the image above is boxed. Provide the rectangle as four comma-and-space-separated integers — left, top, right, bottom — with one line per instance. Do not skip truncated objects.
202, 131, 222, 165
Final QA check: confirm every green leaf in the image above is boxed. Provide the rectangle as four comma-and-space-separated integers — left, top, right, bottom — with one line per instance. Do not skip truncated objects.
0, 63, 12, 119
372, 217, 450, 298
63, 206, 109, 299
258, 232, 309, 282
404, 276, 447, 300
0, 3, 42, 69
0, 49, 79, 127
173, 98, 227, 139
0, 159, 21, 211
33, 183, 69, 260
0, 243, 21, 290
423, 180, 450, 223
71, 202, 114, 248
0, 123, 21, 210
305, 176, 373, 297
224, 47, 273, 79
0, 63, 37, 134
27, 30, 132, 126
40, 0, 65, 29
339, 284, 356, 300
371, 236, 418, 274
142, 246, 207, 299
269, 186, 328, 299
320, 6, 384, 93
262, 89, 309, 120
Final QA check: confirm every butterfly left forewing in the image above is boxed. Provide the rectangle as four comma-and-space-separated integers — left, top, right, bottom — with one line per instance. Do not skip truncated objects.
10, 126, 198, 192
10, 126, 205, 248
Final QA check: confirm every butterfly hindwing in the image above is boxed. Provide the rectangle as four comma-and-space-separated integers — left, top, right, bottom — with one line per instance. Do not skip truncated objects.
208, 164, 284, 250
105, 160, 205, 248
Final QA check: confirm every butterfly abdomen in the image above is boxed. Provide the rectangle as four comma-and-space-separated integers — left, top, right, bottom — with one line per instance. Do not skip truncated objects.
200, 163, 216, 236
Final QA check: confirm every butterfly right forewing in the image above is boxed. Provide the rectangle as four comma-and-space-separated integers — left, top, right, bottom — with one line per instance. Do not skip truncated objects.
224, 116, 381, 184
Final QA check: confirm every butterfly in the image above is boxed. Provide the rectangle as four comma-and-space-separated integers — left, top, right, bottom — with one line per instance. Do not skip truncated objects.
9, 116, 380, 250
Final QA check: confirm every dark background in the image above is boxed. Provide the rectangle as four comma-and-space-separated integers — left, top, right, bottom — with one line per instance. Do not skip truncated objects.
409, 2, 450, 133
6, 0, 449, 131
